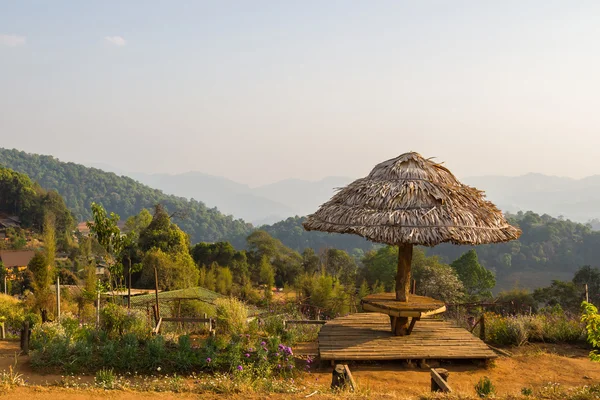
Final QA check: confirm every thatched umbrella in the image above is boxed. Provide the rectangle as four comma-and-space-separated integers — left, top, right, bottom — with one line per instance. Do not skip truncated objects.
303, 152, 521, 303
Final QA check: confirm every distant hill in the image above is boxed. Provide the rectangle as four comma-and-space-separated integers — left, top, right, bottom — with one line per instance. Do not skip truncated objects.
94, 166, 600, 228
124, 172, 352, 225
463, 174, 600, 223
0, 148, 252, 245
129, 172, 294, 225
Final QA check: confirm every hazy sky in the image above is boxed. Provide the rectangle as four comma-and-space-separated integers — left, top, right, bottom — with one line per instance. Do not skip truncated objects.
1, 1, 599, 186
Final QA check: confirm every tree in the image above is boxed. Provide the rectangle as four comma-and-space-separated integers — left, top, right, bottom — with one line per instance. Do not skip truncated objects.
140, 249, 198, 291
533, 280, 582, 313
28, 252, 53, 315
414, 264, 465, 303
88, 202, 124, 294
216, 266, 233, 295
451, 250, 496, 300
302, 248, 321, 275
573, 265, 600, 306
259, 256, 275, 301
361, 246, 398, 291
247, 230, 302, 286
323, 249, 357, 287
43, 212, 56, 280
139, 204, 189, 254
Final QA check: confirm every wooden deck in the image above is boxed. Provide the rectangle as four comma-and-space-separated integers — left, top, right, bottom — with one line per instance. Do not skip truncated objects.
318, 313, 496, 361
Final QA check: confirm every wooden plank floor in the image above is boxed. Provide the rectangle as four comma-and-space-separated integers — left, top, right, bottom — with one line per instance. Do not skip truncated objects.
319, 313, 496, 361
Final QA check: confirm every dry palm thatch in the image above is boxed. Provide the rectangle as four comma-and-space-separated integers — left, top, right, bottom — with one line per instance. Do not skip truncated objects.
303, 152, 521, 247
303, 152, 521, 335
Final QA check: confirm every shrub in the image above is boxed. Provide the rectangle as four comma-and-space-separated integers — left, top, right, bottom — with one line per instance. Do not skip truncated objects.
0, 294, 26, 335
581, 301, 600, 361
215, 297, 248, 335
475, 376, 495, 398
100, 303, 150, 339
95, 368, 117, 389
485, 311, 584, 346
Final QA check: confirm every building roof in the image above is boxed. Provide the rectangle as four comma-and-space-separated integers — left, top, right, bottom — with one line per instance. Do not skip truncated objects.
0, 250, 35, 268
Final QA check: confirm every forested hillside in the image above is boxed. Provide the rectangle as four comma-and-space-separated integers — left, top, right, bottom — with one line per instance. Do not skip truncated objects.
258, 212, 600, 291
0, 166, 73, 247
428, 211, 600, 290
0, 148, 252, 244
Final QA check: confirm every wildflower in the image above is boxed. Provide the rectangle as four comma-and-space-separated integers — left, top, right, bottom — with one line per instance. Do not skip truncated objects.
245, 353, 250, 358
237, 365, 243, 371
260, 341, 266, 346
157, 367, 162, 372
206, 358, 212, 363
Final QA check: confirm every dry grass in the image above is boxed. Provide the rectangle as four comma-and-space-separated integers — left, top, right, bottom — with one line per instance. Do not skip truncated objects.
303, 152, 521, 246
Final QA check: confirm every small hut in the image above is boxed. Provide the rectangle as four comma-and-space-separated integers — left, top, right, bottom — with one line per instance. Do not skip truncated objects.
303, 152, 521, 335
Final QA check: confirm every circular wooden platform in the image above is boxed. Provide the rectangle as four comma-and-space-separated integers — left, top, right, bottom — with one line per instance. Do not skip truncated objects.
361, 293, 446, 318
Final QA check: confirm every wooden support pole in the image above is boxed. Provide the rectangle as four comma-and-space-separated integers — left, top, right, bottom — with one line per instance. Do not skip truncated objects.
407, 317, 419, 335
394, 243, 413, 336
96, 287, 100, 328
154, 266, 160, 320
21, 321, 30, 355
343, 364, 357, 392
56, 275, 61, 323
431, 368, 451, 392
0, 321, 5, 340
127, 257, 132, 309
585, 284, 589, 303
479, 314, 486, 341
411, 279, 416, 295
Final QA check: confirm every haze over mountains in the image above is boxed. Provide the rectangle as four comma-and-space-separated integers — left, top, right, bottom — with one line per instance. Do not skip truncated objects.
90, 163, 600, 226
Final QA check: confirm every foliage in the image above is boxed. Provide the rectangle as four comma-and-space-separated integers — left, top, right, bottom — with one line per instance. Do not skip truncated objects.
0, 356, 24, 389
140, 249, 198, 291
581, 301, 600, 361
258, 256, 275, 301
29, 318, 297, 377
451, 250, 495, 300
88, 202, 125, 292
215, 297, 248, 335
573, 265, 600, 305
100, 303, 150, 340
0, 294, 27, 335
0, 166, 74, 247
295, 272, 350, 318
247, 230, 302, 286
360, 245, 398, 291
492, 288, 537, 314
412, 262, 465, 304
485, 309, 584, 346
474, 376, 495, 398
534, 280, 583, 314
428, 211, 600, 292
95, 368, 117, 389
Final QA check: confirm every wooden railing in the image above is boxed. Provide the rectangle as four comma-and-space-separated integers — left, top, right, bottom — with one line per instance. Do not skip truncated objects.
153, 316, 215, 335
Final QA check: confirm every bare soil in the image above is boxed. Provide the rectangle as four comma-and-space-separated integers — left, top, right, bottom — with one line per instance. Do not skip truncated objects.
2, 339, 599, 399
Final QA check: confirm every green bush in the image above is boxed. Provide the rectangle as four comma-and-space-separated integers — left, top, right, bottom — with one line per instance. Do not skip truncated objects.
215, 297, 248, 335
485, 311, 584, 346
100, 303, 150, 340
475, 376, 495, 398
0, 294, 26, 335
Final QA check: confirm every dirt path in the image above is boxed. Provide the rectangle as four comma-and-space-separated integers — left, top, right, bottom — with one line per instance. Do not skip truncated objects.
2, 340, 599, 399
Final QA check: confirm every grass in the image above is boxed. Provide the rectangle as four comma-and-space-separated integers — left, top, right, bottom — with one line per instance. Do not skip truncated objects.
0, 355, 24, 389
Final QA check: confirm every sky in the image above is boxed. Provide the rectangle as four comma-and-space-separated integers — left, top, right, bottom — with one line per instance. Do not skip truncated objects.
1, 1, 599, 186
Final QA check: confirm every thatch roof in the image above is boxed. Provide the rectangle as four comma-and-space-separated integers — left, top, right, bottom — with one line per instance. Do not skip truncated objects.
303, 152, 521, 246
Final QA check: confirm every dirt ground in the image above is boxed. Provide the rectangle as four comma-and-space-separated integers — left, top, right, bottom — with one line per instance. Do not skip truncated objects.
2, 339, 600, 399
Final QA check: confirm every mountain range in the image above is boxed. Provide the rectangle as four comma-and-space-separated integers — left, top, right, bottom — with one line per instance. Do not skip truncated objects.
91, 163, 600, 226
